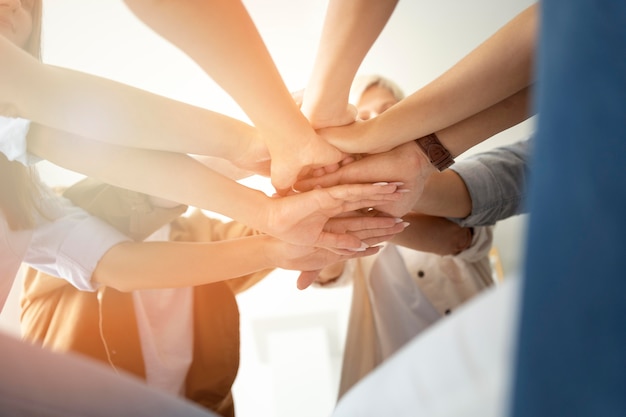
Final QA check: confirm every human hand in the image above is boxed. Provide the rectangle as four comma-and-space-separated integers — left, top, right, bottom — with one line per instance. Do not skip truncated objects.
292, 212, 408, 290
270, 212, 405, 268
261, 182, 404, 250
293, 141, 435, 218
257, 88, 353, 193
263, 129, 347, 195
229, 132, 272, 177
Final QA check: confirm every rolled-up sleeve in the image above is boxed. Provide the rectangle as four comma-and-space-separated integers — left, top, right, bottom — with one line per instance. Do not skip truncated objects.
24, 194, 131, 291
449, 138, 533, 227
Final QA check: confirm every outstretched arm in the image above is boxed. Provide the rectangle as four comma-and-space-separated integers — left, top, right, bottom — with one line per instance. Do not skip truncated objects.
94, 214, 407, 292
317, 3, 538, 155
294, 86, 533, 215
27, 124, 402, 250
1, 35, 265, 163
300, 0, 399, 129
415, 138, 533, 225
122, 0, 345, 192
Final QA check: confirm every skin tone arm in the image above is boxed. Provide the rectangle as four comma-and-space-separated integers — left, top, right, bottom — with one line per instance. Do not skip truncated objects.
315, 212, 472, 285
0, 35, 267, 164
94, 215, 408, 292
390, 212, 472, 255
26, 125, 404, 251
122, 0, 345, 192
294, 86, 533, 217
300, 0, 399, 129
316, 3, 538, 155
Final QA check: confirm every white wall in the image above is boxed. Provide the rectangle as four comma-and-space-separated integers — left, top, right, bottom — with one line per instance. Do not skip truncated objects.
1, 1, 535, 416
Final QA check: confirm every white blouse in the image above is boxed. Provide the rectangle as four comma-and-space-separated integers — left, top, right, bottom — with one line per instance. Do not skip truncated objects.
1, 116, 130, 311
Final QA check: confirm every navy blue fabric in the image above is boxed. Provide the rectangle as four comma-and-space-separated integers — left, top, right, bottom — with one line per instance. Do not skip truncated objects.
511, 1, 626, 416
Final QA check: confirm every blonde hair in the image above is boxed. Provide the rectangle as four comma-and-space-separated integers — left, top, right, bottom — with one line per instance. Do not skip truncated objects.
0, 0, 44, 230
349, 74, 406, 105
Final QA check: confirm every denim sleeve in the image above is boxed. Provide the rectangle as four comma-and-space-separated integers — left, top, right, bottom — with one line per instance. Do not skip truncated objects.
448, 138, 533, 227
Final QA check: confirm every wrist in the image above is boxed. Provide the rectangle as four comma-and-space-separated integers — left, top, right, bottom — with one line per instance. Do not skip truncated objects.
414, 133, 455, 171
259, 234, 280, 269
453, 227, 474, 255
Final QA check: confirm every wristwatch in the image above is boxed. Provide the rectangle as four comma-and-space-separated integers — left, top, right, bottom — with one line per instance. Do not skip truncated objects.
414, 133, 455, 171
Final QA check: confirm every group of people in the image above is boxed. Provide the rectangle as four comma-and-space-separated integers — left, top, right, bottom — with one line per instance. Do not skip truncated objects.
1, 0, 624, 417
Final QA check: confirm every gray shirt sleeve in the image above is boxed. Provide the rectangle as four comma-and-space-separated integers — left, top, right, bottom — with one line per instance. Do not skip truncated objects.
448, 137, 533, 227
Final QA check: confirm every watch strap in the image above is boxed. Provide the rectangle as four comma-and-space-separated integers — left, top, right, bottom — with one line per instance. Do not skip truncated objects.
414, 133, 455, 171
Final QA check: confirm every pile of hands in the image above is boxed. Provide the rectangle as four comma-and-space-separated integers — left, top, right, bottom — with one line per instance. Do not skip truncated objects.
238, 96, 436, 290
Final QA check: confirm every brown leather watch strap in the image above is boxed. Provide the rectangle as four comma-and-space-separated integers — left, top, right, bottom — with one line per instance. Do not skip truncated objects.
414, 133, 455, 171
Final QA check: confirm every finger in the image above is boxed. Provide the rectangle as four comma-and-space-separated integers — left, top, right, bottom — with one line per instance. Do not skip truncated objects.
320, 221, 406, 251
324, 182, 400, 202
339, 155, 357, 166
338, 194, 403, 213
361, 234, 398, 247
316, 230, 367, 250
293, 170, 343, 192
291, 89, 305, 107
324, 216, 402, 233
297, 270, 322, 290
311, 167, 327, 178
349, 221, 408, 241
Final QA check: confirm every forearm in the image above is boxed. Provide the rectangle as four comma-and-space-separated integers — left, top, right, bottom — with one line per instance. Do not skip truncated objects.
302, 0, 399, 126
391, 212, 472, 255
93, 235, 275, 291
2, 36, 258, 160
436, 86, 533, 156
27, 125, 269, 230
123, 0, 312, 138
362, 3, 537, 154
413, 169, 472, 219
407, 87, 532, 217
416, 138, 533, 225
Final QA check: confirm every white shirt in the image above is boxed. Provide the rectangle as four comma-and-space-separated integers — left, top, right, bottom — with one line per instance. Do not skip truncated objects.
1, 116, 130, 310
133, 225, 194, 397
337, 226, 496, 397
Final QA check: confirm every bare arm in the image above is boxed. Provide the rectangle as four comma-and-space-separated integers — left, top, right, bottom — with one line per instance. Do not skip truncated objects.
1, 35, 266, 162
93, 235, 356, 291
390, 212, 473, 255
294, 86, 533, 216
301, 0, 399, 128
314, 212, 473, 287
413, 169, 473, 219
122, 0, 345, 191
318, 3, 538, 155
94, 215, 408, 292
27, 124, 402, 250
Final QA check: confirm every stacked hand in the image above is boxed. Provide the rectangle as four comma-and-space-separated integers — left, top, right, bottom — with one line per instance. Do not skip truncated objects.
293, 141, 435, 218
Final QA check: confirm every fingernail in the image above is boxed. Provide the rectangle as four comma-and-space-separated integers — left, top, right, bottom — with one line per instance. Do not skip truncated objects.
395, 218, 404, 223
373, 182, 389, 186
402, 222, 410, 228
349, 242, 370, 251
397, 189, 411, 193
391, 182, 405, 186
